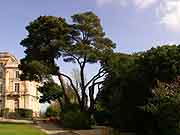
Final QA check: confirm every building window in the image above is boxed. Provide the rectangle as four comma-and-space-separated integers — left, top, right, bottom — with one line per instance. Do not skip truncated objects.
0, 71, 2, 79
14, 83, 20, 92
0, 100, 2, 110
15, 71, 20, 79
0, 83, 2, 92
14, 99, 19, 110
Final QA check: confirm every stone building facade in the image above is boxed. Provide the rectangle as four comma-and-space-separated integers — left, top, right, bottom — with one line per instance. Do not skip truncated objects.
0, 52, 40, 117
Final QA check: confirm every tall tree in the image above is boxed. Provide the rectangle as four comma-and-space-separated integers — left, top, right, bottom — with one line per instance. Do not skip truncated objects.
38, 80, 64, 107
19, 12, 115, 112
19, 16, 71, 104
97, 45, 180, 132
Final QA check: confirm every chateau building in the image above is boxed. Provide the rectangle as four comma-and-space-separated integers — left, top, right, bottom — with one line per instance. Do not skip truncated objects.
0, 52, 40, 117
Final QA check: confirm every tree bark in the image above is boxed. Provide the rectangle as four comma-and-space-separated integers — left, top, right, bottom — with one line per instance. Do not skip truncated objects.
89, 85, 95, 114
89, 81, 103, 114
80, 61, 86, 111
59, 72, 81, 106
57, 72, 69, 104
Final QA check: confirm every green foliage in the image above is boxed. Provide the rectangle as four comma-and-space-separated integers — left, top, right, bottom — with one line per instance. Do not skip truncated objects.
61, 111, 90, 129
94, 110, 110, 125
45, 106, 59, 117
93, 101, 110, 125
38, 80, 63, 103
15, 108, 33, 118
19, 15, 70, 82
142, 80, 180, 135
97, 45, 180, 133
61, 103, 80, 113
98, 53, 147, 130
1, 108, 9, 118
19, 11, 115, 114
138, 45, 180, 82
62, 12, 115, 64
60, 103, 90, 129
19, 12, 115, 82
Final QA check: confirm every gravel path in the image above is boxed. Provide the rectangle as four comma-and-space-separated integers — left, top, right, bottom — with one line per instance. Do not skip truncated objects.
36, 122, 108, 135
0, 117, 33, 124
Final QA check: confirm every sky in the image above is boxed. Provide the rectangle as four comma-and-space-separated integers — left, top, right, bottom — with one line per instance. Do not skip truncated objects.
1, 0, 180, 111
1, 0, 180, 58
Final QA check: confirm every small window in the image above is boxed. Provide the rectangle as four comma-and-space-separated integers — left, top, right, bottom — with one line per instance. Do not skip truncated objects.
15, 71, 20, 79
0, 71, 2, 79
0, 83, 2, 92
14, 83, 20, 92
14, 99, 19, 109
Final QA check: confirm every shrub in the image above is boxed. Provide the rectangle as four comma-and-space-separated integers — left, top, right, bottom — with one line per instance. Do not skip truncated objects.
142, 80, 180, 135
45, 106, 59, 117
1, 108, 9, 118
94, 110, 110, 125
61, 103, 80, 113
7, 112, 16, 119
61, 111, 90, 129
15, 108, 33, 118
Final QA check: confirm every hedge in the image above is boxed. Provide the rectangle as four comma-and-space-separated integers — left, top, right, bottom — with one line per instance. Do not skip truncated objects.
15, 108, 33, 118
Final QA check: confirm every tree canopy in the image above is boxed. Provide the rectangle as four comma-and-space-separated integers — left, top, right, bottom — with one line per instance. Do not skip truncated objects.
19, 11, 115, 112
97, 45, 180, 133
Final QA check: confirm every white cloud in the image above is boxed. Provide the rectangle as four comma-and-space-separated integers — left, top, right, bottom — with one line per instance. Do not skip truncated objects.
133, 0, 158, 9
95, 0, 127, 7
95, 0, 157, 8
96, 0, 113, 7
158, 0, 180, 31
95, 0, 180, 31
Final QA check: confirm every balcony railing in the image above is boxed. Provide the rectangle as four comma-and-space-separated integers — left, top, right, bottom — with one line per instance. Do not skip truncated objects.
5, 91, 29, 97
6, 91, 20, 97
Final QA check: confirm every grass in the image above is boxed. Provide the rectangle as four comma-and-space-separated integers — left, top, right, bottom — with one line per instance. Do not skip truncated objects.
0, 123, 47, 135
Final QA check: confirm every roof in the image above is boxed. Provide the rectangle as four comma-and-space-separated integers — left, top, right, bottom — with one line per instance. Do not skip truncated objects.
0, 52, 19, 66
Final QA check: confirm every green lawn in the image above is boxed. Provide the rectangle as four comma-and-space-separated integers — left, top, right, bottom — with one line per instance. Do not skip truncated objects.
0, 123, 47, 135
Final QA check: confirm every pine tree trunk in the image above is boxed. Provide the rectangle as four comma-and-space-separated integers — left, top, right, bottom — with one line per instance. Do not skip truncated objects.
57, 72, 69, 104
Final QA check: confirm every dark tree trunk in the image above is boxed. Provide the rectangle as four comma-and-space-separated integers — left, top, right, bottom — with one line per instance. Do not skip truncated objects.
80, 65, 86, 111
57, 72, 69, 104
59, 72, 81, 106
89, 85, 95, 114
89, 81, 103, 114
80, 60, 87, 111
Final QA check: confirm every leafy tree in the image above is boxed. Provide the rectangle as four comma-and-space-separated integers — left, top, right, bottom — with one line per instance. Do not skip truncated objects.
45, 105, 59, 117
97, 45, 180, 132
19, 12, 115, 114
38, 80, 63, 107
19, 16, 70, 104
137, 45, 180, 85
144, 79, 180, 135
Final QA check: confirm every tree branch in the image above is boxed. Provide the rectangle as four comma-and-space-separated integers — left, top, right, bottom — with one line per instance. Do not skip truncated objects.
57, 71, 69, 104
67, 53, 82, 67
58, 72, 81, 105
71, 35, 81, 43
85, 67, 106, 89
93, 80, 104, 86
81, 56, 87, 69
79, 56, 87, 110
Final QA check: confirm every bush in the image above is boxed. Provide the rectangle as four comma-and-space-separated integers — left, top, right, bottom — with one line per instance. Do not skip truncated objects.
61, 111, 90, 129
94, 110, 110, 125
61, 103, 80, 113
45, 106, 59, 117
1, 108, 9, 118
15, 108, 33, 118
143, 96, 180, 135
142, 81, 180, 135
7, 112, 16, 119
